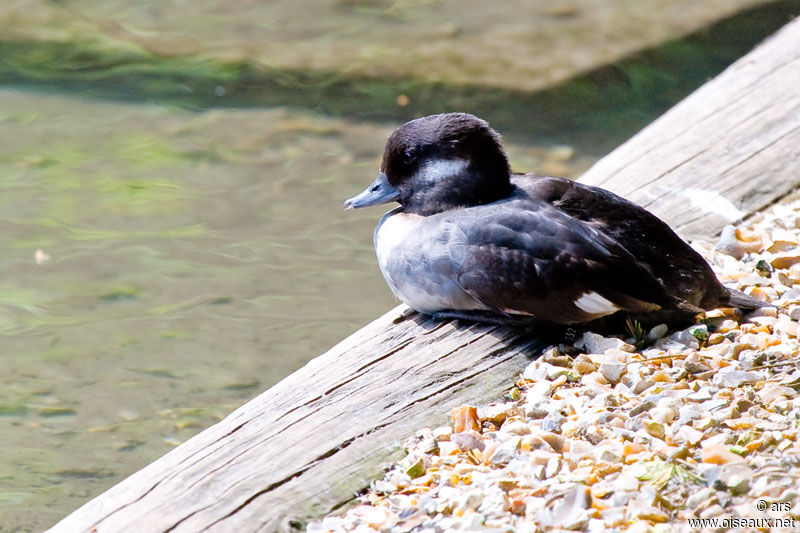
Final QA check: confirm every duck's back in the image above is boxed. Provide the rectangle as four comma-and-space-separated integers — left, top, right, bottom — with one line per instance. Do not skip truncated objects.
514, 174, 731, 310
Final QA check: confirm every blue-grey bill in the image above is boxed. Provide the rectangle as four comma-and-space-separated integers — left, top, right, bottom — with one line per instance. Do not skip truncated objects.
344, 173, 400, 209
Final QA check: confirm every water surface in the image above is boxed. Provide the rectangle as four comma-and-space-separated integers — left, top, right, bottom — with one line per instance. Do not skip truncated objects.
0, 87, 593, 529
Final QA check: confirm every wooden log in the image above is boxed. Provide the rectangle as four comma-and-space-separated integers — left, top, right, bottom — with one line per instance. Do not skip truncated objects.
580, 17, 800, 240
49, 17, 800, 533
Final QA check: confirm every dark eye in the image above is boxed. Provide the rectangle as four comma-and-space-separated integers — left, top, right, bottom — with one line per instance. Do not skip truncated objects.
402, 147, 418, 165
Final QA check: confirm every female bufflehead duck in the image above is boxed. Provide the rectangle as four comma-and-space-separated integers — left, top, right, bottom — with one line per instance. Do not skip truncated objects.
345, 113, 763, 326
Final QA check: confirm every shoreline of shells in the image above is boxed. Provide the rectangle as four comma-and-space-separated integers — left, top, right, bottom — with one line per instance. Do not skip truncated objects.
310, 197, 800, 532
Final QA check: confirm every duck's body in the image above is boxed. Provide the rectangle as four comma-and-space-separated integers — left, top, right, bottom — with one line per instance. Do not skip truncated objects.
514, 175, 734, 314
373, 187, 674, 324
346, 113, 762, 327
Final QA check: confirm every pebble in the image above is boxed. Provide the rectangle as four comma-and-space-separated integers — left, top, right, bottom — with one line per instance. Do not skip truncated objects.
451, 432, 484, 451
523, 398, 551, 419
687, 387, 713, 402
599, 362, 626, 385
770, 252, 800, 269
643, 421, 666, 440
684, 353, 711, 374
451, 405, 480, 432
633, 380, 655, 394
713, 370, 762, 388
431, 425, 452, 440
716, 225, 762, 259
701, 444, 745, 465
647, 323, 668, 342
758, 385, 795, 404
488, 437, 521, 465
721, 468, 752, 495
649, 407, 677, 424
437, 441, 459, 456
576, 332, 635, 354
629, 400, 655, 417
539, 432, 565, 453
677, 425, 705, 446
311, 197, 800, 533
541, 412, 564, 433
535, 486, 591, 529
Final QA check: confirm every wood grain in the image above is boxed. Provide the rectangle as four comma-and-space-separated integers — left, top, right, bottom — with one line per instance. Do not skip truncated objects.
48, 17, 800, 533
51, 309, 547, 532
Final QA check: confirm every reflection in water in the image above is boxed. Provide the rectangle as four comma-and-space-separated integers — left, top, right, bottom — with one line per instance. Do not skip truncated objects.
0, 88, 594, 528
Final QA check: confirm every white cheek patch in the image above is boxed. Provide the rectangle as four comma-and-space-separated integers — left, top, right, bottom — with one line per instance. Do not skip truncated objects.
574, 292, 619, 315
419, 158, 469, 184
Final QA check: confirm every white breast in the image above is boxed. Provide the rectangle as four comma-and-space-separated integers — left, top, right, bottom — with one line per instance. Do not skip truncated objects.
373, 210, 482, 314
374, 210, 420, 270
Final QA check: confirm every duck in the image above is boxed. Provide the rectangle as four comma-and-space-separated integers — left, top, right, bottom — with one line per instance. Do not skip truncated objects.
344, 112, 763, 327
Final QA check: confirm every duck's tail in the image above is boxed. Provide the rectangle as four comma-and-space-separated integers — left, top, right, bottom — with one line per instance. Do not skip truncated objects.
726, 288, 768, 310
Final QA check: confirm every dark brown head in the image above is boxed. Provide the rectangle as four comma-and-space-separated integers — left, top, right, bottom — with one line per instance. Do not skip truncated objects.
345, 113, 512, 215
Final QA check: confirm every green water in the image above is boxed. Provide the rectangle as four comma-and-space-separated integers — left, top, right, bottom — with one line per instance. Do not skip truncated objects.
0, 89, 596, 529
2, 1, 799, 530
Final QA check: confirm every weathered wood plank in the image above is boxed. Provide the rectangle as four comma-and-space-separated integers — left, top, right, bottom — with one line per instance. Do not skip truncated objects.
51, 310, 545, 532
49, 17, 800, 533
580, 17, 800, 239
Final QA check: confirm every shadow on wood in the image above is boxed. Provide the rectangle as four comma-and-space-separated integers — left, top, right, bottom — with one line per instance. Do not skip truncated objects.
49, 16, 800, 533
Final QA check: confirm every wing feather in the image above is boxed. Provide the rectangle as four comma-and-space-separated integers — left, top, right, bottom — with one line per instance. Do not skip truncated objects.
450, 199, 673, 324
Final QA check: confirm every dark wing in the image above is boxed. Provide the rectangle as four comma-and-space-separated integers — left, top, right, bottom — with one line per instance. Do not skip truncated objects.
451, 199, 683, 324
514, 174, 731, 310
